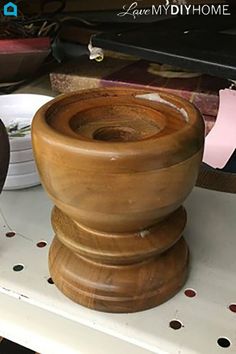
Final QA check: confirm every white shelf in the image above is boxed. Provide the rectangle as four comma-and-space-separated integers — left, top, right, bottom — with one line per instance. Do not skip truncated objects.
0, 186, 235, 354
0, 292, 152, 354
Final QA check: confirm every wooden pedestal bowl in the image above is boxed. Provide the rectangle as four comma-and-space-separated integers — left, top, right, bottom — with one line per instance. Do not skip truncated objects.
0, 120, 10, 193
32, 88, 204, 313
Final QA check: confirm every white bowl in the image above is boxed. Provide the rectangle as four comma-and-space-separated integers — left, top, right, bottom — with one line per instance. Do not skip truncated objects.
0, 94, 53, 189
3, 171, 40, 190
0, 94, 53, 152
8, 160, 36, 176
9, 148, 34, 164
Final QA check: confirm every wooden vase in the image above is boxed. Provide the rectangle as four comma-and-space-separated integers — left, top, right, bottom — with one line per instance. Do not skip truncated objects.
0, 120, 9, 193
32, 88, 204, 313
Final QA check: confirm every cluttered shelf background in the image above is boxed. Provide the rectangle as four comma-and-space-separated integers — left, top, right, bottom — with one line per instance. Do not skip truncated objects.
0, 0, 236, 353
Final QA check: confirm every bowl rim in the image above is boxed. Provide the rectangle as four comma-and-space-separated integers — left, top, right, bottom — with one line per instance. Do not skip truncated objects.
32, 87, 204, 166
0, 94, 54, 148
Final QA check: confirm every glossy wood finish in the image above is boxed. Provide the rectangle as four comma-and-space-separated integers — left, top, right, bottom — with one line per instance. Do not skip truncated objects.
0, 120, 9, 193
32, 87, 204, 312
49, 206, 189, 313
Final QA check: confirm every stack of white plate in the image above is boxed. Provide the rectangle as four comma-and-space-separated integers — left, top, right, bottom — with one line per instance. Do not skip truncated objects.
0, 94, 53, 190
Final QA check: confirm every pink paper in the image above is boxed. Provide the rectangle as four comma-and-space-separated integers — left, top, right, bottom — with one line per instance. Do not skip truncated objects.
203, 88, 236, 169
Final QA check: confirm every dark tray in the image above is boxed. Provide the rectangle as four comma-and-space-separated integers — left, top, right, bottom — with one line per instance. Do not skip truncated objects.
93, 15, 236, 80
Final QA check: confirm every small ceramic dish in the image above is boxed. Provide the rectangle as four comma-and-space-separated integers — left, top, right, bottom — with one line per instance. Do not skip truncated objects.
0, 94, 53, 189
0, 94, 53, 152
9, 149, 34, 164
8, 160, 36, 176
3, 171, 40, 190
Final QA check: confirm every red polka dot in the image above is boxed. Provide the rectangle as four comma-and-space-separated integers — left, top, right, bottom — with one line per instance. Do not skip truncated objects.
184, 289, 197, 298
37, 241, 47, 248
47, 277, 54, 284
169, 320, 182, 330
6, 231, 16, 238
229, 304, 236, 313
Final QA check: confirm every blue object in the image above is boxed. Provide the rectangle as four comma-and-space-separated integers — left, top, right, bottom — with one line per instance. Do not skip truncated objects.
3, 2, 18, 17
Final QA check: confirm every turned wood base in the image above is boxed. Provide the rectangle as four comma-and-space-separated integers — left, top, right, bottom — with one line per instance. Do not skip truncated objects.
49, 207, 189, 313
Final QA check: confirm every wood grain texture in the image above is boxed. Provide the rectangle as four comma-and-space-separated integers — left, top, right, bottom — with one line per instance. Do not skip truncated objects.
197, 163, 236, 194
32, 87, 204, 312
0, 119, 9, 193
32, 88, 204, 232
51, 206, 187, 264
49, 207, 189, 313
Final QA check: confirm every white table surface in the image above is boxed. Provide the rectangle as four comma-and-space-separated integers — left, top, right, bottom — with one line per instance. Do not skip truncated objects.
0, 186, 235, 354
